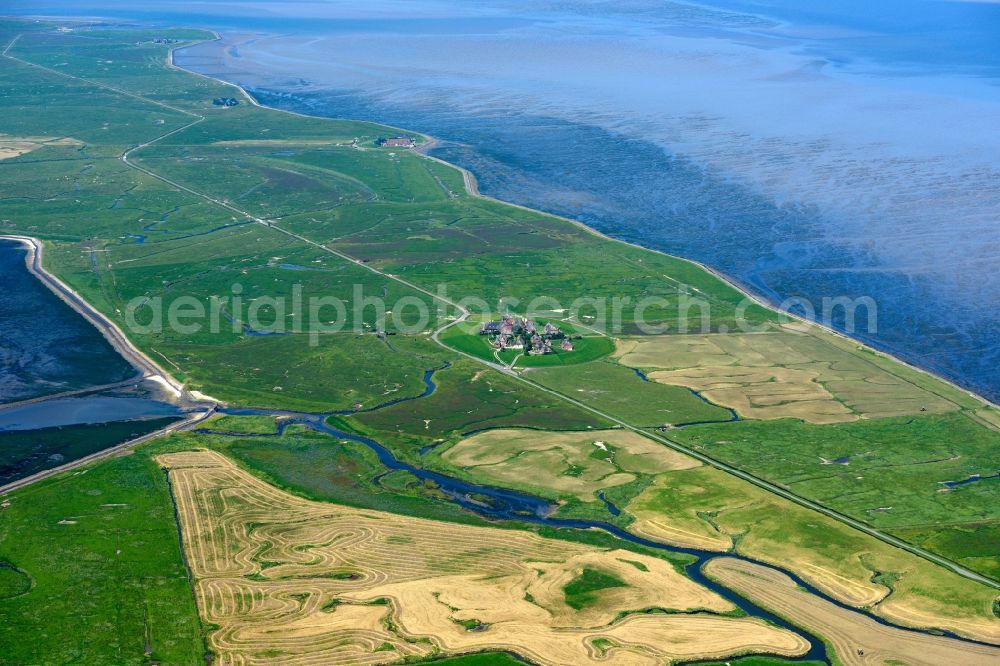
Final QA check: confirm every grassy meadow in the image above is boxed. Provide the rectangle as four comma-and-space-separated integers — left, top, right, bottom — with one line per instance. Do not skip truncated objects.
670, 413, 1000, 577
0, 445, 205, 665
531, 359, 734, 426
350, 360, 611, 445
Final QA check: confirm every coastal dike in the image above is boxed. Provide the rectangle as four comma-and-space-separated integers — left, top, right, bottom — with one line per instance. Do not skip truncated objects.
170, 32, 998, 414
160, 35, 1000, 596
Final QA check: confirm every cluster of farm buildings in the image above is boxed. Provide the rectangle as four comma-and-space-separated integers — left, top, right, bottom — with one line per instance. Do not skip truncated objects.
480, 314, 574, 355
377, 136, 416, 148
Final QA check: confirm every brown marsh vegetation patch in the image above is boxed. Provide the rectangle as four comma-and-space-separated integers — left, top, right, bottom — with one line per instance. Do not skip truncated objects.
159, 450, 808, 665
443, 429, 699, 500
0, 135, 81, 160
616, 326, 956, 423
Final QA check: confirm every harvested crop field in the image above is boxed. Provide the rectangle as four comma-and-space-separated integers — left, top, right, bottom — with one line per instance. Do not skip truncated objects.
626, 466, 1000, 643
159, 450, 809, 665
704, 557, 1000, 665
0, 135, 81, 160
615, 325, 957, 423
442, 429, 699, 500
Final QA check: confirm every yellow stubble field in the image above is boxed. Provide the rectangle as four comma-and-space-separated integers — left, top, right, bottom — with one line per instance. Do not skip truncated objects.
705, 557, 1000, 666
615, 324, 957, 424
0, 135, 81, 160
158, 449, 809, 666
442, 428, 699, 500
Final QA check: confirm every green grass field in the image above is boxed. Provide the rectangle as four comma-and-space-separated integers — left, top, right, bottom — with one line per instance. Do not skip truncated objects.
188, 421, 505, 526
350, 359, 611, 442
515, 337, 615, 367
438, 321, 615, 368
0, 563, 31, 599
692, 659, 824, 666
669, 412, 1000, 576
199, 413, 279, 434
0, 444, 205, 665
892, 523, 1000, 581
563, 566, 629, 610
531, 359, 733, 426
160, 332, 446, 412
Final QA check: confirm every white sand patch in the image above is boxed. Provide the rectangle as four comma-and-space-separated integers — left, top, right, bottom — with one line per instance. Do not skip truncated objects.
188, 390, 220, 403
146, 375, 182, 398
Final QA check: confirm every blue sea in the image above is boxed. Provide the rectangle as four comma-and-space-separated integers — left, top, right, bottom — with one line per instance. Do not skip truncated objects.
8, 0, 1000, 402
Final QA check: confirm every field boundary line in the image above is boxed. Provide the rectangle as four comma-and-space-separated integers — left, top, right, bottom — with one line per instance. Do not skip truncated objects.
2, 33, 21, 55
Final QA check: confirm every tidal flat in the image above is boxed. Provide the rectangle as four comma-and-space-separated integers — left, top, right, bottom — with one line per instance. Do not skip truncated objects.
0, 239, 134, 403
